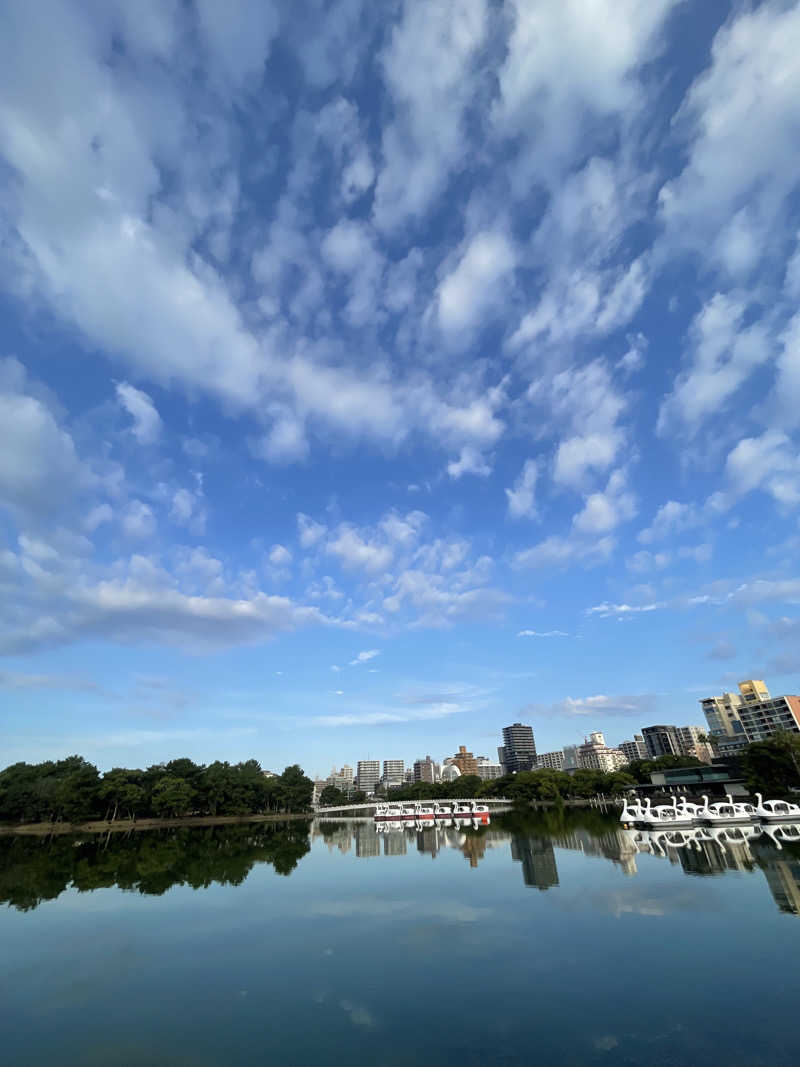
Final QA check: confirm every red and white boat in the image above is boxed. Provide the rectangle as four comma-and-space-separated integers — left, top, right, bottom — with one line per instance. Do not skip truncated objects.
374, 800, 489, 824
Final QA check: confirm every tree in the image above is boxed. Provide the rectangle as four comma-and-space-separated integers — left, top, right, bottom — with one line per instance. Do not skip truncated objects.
319, 785, 346, 807
740, 733, 800, 795
151, 777, 194, 818
276, 765, 314, 812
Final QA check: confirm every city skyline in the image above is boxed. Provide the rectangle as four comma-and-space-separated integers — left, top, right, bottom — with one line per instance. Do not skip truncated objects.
2, 2, 800, 774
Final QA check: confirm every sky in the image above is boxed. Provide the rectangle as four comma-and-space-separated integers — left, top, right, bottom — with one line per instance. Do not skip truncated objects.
1, 0, 800, 778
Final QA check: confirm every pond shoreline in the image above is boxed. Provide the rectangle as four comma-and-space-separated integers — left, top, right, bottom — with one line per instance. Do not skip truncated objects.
0, 812, 311, 837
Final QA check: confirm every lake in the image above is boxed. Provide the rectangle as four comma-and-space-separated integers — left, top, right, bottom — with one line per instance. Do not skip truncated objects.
2, 810, 799, 1066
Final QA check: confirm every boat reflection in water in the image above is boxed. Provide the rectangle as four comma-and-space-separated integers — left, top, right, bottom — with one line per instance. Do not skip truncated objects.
314, 812, 800, 917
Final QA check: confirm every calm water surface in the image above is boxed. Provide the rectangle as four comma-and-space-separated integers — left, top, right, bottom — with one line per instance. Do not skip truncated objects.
2, 811, 799, 1066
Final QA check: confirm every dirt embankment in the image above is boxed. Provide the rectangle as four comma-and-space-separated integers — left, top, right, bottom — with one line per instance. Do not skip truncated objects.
0, 812, 310, 836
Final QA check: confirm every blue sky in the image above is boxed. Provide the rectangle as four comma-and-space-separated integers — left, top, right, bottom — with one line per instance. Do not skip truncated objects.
1, 0, 800, 777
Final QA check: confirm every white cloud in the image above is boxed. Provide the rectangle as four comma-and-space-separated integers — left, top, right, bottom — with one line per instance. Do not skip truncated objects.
658, 293, 769, 435
514, 534, 615, 570
572, 470, 636, 535
297, 513, 327, 549
586, 602, 664, 619
373, 0, 488, 230
437, 230, 516, 338
349, 649, 380, 666
638, 500, 698, 544
122, 501, 156, 539
494, 0, 675, 189
627, 550, 670, 574
549, 693, 656, 716
505, 459, 538, 519
327, 525, 393, 574
532, 361, 626, 490
169, 487, 206, 533
115, 381, 162, 445
659, 1, 800, 281
447, 445, 491, 480
725, 431, 800, 505
517, 630, 568, 638
0, 359, 95, 524
269, 544, 293, 567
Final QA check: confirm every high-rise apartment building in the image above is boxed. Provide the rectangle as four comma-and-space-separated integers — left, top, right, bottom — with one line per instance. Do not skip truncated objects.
675, 725, 714, 763
327, 764, 355, 795
536, 750, 565, 771
619, 735, 647, 762
502, 723, 537, 773
356, 760, 380, 794
497, 745, 507, 772
641, 725, 683, 759
738, 694, 800, 742
563, 744, 579, 772
701, 680, 799, 747
451, 745, 478, 776
382, 760, 404, 789
414, 755, 437, 783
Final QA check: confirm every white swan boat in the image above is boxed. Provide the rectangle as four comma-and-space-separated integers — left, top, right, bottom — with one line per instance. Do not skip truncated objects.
753, 793, 800, 821
700, 794, 758, 824
641, 797, 695, 827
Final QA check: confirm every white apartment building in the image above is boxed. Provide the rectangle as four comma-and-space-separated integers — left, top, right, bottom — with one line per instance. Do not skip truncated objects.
536, 750, 565, 771
476, 756, 504, 780
576, 732, 628, 773
618, 735, 647, 762
382, 759, 404, 789
356, 760, 380, 794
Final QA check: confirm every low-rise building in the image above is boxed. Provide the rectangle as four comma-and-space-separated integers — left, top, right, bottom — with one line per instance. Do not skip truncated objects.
476, 756, 504, 780
577, 732, 628, 772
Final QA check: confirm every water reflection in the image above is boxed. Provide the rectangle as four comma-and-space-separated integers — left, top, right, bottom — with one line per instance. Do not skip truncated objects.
3, 810, 800, 918
0, 820, 311, 911
313, 811, 800, 917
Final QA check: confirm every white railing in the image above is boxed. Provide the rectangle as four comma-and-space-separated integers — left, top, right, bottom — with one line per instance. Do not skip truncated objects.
314, 797, 512, 814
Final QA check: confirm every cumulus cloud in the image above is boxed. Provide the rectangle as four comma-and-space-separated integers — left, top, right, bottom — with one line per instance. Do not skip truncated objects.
505, 459, 538, 519
327, 525, 394, 574
116, 382, 162, 445
269, 544, 293, 567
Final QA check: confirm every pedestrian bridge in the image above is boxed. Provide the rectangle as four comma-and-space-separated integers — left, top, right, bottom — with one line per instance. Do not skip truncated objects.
314, 797, 512, 815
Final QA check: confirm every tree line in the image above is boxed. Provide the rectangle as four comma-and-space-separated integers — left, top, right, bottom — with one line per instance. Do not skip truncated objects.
0, 820, 311, 911
0, 756, 314, 825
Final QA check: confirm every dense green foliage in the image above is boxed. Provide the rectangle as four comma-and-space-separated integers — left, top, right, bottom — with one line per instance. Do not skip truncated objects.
383, 767, 636, 803
0, 757, 314, 824
738, 733, 800, 796
0, 820, 311, 911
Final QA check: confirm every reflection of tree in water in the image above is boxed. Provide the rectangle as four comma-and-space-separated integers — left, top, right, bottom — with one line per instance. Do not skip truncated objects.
0, 821, 311, 912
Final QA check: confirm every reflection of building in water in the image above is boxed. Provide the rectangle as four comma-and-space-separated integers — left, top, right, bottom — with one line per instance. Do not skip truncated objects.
314, 823, 353, 854
510, 835, 559, 890
552, 828, 639, 876
460, 834, 488, 869
760, 857, 800, 915
416, 827, 441, 858
382, 832, 407, 857
751, 839, 800, 916
354, 822, 380, 858
676, 840, 755, 876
